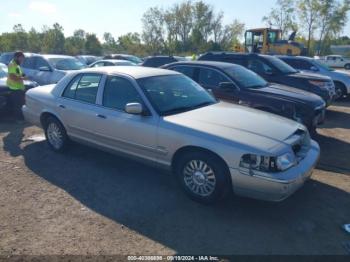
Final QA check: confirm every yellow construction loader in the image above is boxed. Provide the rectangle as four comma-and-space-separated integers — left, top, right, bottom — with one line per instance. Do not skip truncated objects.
234, 28, 307, 56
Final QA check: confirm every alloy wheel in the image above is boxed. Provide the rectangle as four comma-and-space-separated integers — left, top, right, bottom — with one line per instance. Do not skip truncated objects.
183, 160, 216, 197
47, 122, 63, 150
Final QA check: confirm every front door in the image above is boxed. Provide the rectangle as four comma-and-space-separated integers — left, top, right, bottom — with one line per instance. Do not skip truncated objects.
93, 75, 159, 162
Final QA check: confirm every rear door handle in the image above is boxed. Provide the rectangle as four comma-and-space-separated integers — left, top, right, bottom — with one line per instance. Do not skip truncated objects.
58, 104, 65, 109
96, 114, 106, 119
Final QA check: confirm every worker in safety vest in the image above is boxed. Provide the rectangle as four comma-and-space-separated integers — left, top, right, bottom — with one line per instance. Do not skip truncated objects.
7, 51, 27, 120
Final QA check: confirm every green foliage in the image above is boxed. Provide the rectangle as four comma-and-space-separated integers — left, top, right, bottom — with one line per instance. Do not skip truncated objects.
85, 33, 102, 55
262, 0, 349, 55
141, 0, 245, 54
0, 0, 348, 57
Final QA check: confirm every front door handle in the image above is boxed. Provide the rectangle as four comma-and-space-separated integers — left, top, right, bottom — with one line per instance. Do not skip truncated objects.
96, 114, 106, 119
58, 104, 65, 109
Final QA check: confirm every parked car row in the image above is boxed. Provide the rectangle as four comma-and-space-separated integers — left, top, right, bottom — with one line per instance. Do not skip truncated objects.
22, 66, 320, 204
278, 55, 350, 98
2, 50, 348, 204
316, 55, 350, 70
162, 61, 326, 132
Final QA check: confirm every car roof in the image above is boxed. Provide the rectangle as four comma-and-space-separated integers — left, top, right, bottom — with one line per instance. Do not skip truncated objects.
80, 66, 180, 79
107, 54, 136, 57
277, 55, 313, 61
41, 54, 76, 59
96, 59, 134, 63
24, 53, 75, 59
165, 60, 241, 69
145, 56, 175, 58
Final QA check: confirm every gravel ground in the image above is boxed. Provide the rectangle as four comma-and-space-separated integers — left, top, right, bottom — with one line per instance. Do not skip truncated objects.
0, 100, 349, 256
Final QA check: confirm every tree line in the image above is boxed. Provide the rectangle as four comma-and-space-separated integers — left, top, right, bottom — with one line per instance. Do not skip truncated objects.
0, 0, 349, 57
263, 0, 350, 55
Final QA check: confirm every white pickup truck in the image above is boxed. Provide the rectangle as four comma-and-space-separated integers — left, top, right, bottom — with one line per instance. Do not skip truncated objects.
318, 55, 350, 69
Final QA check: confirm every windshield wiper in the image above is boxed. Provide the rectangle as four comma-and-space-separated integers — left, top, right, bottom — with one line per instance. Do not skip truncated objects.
162, 101, 214, 116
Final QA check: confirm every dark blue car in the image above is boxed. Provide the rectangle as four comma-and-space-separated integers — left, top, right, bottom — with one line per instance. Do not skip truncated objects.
163, 61, 326, 133
198, 52, 336, 106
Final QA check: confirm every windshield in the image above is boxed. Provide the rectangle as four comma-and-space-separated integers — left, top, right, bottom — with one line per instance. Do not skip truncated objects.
0, 70, 7, 78
115, 61, 136, 66
313, 59, 334, 71
264, 56, 298, 74
48, 58, 85, 70
137, 74, 217, 116
127, 56, 142, 64
224, 65, 267, 88
0, 53, 13, 64
0, 64, 8, 78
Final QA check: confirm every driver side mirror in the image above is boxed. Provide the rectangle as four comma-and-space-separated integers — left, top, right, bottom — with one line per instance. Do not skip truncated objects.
265, 68, 275, 75
39, 66, 52, 72
125, 103, 143, 115
310, 66, 319, 72
219, 82, 239, 93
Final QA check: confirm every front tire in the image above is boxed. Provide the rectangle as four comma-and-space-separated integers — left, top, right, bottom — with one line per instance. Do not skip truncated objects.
344, 64, 350, 70
44, 116, 69, 152
174, 151, 231, 204
334, 82, 347, 100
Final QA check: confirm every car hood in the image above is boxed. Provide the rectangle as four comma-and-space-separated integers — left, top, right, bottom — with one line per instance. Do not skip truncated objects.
0, 77, 38, 89
251, 84, 325, 107
288, 71, 331, 81
334, 70, 350, 78
0, 77, 6, 87
164, 102, 303, 153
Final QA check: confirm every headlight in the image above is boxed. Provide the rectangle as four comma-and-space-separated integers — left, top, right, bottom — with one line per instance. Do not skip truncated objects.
308, 80, 327, 88
276, 152, 296, 171
240, 152, 296, 173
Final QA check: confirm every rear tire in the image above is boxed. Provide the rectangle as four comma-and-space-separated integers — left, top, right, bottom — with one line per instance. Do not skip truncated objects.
174, 151, 232, 204
44, 116, 69, 152
344, 64, 350, 70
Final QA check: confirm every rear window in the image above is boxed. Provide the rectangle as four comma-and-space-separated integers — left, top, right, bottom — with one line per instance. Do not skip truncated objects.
48, 58, 85, 71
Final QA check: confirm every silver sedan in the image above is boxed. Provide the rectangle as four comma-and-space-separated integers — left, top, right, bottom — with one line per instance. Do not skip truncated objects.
23, 67, 320, 204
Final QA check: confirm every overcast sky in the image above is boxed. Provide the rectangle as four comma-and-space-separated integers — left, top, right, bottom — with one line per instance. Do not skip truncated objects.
1, 0, 350, 41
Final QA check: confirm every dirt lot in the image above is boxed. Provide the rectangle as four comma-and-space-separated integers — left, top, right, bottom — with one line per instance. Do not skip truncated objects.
0, 100, 350, 256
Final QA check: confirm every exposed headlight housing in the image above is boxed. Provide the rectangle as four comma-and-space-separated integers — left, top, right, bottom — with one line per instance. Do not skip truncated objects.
240, 152, 296, 173
276, 152, 296, 171
309, 80, 328, 88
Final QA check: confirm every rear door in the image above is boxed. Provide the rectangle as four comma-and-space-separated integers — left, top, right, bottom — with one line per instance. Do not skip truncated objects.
56, 73, 104, 142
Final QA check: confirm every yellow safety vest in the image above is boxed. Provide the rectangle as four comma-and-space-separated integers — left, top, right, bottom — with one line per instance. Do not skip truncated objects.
7, 60, 25, 91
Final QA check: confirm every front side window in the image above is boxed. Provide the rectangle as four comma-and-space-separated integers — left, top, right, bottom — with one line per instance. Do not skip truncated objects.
198, 68, 230, 88
48, 58, 85, 70
137, 74, 216, 116
62, 74, 101, 103
34, 57, 50, 70
224, 65, 267, 89
103, 76, 143, 111
263, 56, 297, 74
171, 66, 195, 79
22, 57, 36, 69
92, 62, 105, 67
282, 59, 311, 70
247, 59, 273, 74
